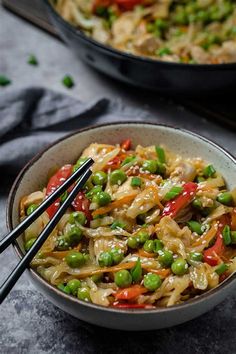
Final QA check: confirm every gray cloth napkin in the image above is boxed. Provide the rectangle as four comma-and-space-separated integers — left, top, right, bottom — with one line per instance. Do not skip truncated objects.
0, 87, 149, 178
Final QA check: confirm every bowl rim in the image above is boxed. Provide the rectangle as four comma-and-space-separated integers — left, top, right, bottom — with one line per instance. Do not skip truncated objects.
44, 0, 236, 70
7, 121, 236, 314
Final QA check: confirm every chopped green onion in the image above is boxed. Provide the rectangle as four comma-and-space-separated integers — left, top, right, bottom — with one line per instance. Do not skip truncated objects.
121, 156, 136, 166
155, 146, 166, 163
28, 54, 38, 66
157, 47, 172, 56
130, 258, 142, 283
222, 225, 231, 245
111, 221, 126, 230
203, 164, 216, 178
215, 263, 229, 275
62, 75, 74, 88
231, 231, 236, 244
187, 220, 204, 235
60, 191, 68, 203
0, 75, 11, 86
131, 177, 142, 187
164, 186, 183, 201
217, 192, 233, 206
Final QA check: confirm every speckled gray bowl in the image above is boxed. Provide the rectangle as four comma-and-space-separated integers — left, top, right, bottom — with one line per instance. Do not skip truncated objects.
7, 123, 236, 330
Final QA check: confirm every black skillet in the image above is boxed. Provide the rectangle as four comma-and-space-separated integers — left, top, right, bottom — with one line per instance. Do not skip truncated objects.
44, 0, 236, 96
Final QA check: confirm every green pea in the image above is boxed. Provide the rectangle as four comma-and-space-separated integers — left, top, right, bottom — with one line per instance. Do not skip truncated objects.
153, 239, 164, 253
91, 274, 103, 283
56, 235, 70, 250
111, 220, 126, 230
215, 263, 229, 275
130, 258, 142, 283
26, 204, 38, 216
196, 10, 209, 22
67, 225, 83, 245
155, 19, 168, 30
217, 192, 233, 206
77, 287, 91, 302
173, 12, 188, 25
62, 75, 74, 89
127, 236, 139, 249
110, 248, 124, 265
144, 273, 162, 291
65, 252, 85, 268
110, 169, 127, 185
121, 156, 136, 166
155, 146, 166, 164
158, 250, 173, 267
28, 54, 38, 66
25, 238, 36, 251
157, 47, 172, 57
231, 231, 236, 244
203, 164, 216, 178
64, 285, 72, 294
92, 171, 107, 186
171, 258, 188, 275
67, 279, 81, 296
114, 270, 132, 288
0, 75, 11, 86
222, 225, 231, 246
142, 160, 158, 173
192, 198, 203, 210
92, 191, 111, 206
69, 211, 87, 225
98, 251, 113, 267
144, 240, 154, 253
86, 185, 102, 200
57, 283, 66, 292
76, 157, 89, 167
131, 177, 142, 187
189, 252, 203, 262
165, 186, 183, 201
136, 231, 150, 244
187, 220, 204, 235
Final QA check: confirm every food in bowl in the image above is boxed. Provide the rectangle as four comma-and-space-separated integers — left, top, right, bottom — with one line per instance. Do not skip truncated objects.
52, 0, 236, 64
20, 138, 236, 309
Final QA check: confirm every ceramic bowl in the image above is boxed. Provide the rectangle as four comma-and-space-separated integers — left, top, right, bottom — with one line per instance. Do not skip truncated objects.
7, 122, 236, 330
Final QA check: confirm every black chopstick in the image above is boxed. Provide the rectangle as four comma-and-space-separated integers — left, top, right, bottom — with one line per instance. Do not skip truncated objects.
0, 168, 92, 304
0, 158, 93, 254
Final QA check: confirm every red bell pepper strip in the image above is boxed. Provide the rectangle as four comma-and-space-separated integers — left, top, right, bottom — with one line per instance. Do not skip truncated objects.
72, 191, 92, 226
203, 215, 230, 266
162, 182, 198, 219
112, 302, 154, 309
104, 156, 122, 171
45, 164, 73, 219
115, 0, 145, 10
115, 285, 147, 300
121, 139, 132, 151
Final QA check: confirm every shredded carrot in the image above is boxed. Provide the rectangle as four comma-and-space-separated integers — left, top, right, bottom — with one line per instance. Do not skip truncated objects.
74, 261, 137, 279
92, 194, 137, 217
138, 249, 156, 258
42, 243, 82, 259
142, 266, 171, 278
191, 221, 218, 248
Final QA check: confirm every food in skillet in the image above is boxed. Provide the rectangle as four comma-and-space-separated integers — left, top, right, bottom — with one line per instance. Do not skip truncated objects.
52, 0, 236, 64
20, 139, 236, 308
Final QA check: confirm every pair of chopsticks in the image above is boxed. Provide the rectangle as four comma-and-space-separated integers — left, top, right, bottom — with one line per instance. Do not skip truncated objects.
0, 158, 94, 304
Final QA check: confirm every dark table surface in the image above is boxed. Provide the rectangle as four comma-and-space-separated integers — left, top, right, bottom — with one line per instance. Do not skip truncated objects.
0, 4, 236, 354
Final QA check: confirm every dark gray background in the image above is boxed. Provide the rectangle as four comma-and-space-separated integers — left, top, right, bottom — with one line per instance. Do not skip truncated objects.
0, 4, 236, 354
